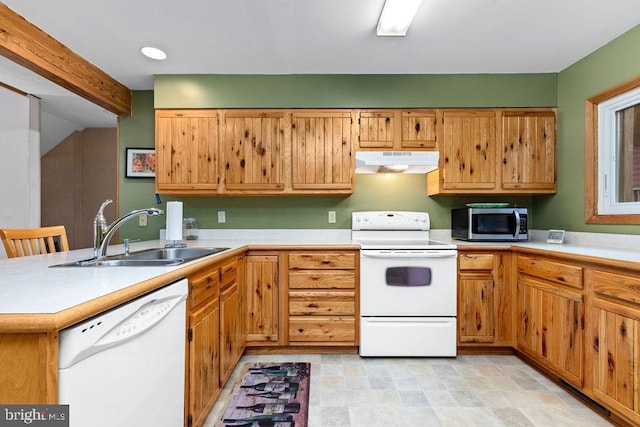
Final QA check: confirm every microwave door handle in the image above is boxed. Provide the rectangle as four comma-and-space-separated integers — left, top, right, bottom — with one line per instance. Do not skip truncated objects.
513, 210, 521, 238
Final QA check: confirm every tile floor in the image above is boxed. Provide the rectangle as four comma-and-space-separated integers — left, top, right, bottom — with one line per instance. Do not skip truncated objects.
205, 354, 612, 427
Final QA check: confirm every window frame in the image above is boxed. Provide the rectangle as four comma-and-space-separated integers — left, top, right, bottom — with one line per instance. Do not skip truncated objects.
586, 74, 640, 224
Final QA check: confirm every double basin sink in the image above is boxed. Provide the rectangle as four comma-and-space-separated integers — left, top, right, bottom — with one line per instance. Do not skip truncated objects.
53, 247, 230, 267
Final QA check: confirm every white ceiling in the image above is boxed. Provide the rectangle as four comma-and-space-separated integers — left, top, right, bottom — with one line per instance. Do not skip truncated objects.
2, 0, 640, 129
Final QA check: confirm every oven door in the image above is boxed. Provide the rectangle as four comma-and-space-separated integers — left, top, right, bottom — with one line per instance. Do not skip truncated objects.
360, 249, 457, 316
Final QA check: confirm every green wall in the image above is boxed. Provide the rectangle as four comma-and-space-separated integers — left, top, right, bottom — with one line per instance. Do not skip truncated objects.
118, 75, 557, 241
534, 24, 640, 233
155, 74, 557, 108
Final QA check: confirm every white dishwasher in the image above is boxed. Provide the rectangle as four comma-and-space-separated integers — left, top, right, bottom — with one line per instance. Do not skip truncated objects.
58, 278, 188, 427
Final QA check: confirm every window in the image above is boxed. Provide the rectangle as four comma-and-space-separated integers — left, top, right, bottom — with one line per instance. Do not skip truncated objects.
586, 75, 640, 224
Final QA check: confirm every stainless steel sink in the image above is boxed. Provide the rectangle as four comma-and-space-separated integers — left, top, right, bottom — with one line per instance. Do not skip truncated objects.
122, 247, 228, 261
51, 247, 230, 267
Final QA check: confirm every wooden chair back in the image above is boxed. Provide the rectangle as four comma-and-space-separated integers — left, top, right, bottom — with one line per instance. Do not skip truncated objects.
0, 226, 70, 258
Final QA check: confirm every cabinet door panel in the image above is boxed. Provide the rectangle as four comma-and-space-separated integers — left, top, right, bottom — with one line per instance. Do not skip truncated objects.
291, 111, 354, 191
246, 255, 280, 343
222, 111, 286, 191
155, 110, 218, 192
401, 110, 437, 149
502, 111, 556, 191
189, 298, 220, 427
441, 110, 496, 190
358, 111, 395, 148
220, 283, 242, 384
517, 279, 584, 386
458, 278, 494, 343
591, 300, 638, 415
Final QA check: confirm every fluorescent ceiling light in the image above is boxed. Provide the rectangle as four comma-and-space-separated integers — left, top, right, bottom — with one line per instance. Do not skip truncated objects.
377, 0, 422, 37
141, 46, 167, 60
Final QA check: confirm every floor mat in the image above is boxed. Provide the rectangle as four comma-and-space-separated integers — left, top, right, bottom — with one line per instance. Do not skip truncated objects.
218, 362, 310, 427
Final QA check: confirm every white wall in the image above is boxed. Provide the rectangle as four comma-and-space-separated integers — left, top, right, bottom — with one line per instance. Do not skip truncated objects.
0, 87, 40, 258
40, 110, 83, 156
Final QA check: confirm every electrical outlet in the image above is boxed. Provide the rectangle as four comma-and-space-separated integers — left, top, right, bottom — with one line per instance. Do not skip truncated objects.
218, 211, 226, 223
138, 214, 147, 227
328, 211, 336, 224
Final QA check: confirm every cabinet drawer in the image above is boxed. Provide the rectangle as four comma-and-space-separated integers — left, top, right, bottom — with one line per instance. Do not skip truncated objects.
593, 270, 640, 306
288, 271, 355, 289
219, 258, 237, 289
518, 255, 583, 289
189, 267, 220, 309
289, 291, 355, 316
289, 252, 356, 270
459, 253, 494, 271
288, 317, 356, 343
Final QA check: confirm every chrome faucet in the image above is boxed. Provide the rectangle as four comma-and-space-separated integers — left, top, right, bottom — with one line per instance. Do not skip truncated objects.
93, 199, 164, 258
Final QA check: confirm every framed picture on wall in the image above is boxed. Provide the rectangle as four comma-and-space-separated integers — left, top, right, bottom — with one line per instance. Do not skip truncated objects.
125, 148, 156, 178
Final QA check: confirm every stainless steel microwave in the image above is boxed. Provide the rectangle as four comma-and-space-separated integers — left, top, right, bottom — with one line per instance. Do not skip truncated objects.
451, 207, 529, 241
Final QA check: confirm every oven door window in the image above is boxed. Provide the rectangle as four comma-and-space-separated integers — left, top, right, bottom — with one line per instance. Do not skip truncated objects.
386, 267, 431, 286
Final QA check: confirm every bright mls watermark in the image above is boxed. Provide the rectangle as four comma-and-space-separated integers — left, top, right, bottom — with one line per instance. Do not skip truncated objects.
0, 406, 68, 426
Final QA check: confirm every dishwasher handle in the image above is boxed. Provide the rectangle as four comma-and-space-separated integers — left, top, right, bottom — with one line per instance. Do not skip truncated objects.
361, 250, 457, 259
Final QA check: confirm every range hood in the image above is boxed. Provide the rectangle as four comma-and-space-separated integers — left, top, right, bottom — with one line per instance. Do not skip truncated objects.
355, 151, 439, 174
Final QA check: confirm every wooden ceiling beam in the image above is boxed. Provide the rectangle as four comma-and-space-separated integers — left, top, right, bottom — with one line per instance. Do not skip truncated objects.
0, 4, 131, 116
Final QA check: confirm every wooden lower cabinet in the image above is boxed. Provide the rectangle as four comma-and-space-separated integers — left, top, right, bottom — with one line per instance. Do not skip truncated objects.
516, 254, 585, 388
587, 269, 640, 425
287, 251, 358, 346
219, 257, 246, 385
0, 333, 58, 404
457, 250, 513, 347
245, 253, 281, 345
186, 255, 246, 427
187, 265, 221, 427
188, 297, 219, 427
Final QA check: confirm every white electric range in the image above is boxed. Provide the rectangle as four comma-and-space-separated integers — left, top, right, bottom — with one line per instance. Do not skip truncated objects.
352, 211, 458, 357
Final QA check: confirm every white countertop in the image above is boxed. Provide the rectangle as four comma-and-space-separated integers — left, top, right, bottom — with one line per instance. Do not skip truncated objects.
0, 230, 355, 315
430, 229, 640, 264
2, 228, 640, 317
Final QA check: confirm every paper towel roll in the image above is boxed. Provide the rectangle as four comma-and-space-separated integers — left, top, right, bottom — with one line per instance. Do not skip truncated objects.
166, 201, 183, 241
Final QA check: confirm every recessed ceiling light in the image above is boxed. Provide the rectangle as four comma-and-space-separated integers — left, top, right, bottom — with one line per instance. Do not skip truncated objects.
377, 0, 422, 37
141, 46, 167, 60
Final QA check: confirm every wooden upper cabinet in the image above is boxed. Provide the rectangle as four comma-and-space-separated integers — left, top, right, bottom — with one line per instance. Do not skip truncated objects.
358, 110, 395, 149
154, 107, 555, 196
220, 110, 287, 193
155, 110, 219, 194
501, 110, 556, 193
435, 110, 497, 192
357, 109, 437, 150
400, 110, 438, 149
427, 108, 557, 196
290, 110, 355, 193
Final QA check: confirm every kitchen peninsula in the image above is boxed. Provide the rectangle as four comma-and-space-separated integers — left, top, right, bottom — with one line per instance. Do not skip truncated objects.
0, 232, 359, 427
